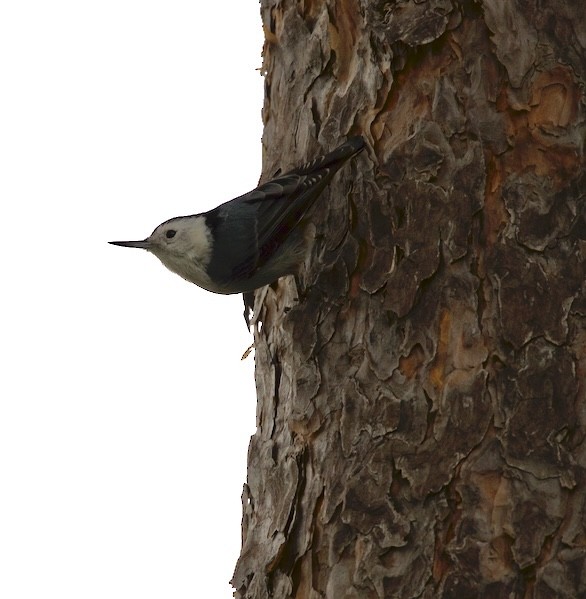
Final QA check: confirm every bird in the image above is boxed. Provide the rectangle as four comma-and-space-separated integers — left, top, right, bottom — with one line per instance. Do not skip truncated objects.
110, 136, 365, 300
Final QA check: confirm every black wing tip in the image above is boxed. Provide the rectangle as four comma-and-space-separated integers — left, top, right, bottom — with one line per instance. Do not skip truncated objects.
282, 135, 366, 177
334, 135, 366, 161
345, 135, 366, 150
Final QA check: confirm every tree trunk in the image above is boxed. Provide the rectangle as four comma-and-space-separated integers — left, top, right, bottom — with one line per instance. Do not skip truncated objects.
233, 1, 586, 597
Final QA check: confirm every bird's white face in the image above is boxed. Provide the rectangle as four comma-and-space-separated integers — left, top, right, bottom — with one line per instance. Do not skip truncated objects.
146, 216, 216, 289
110, 215, 218, 291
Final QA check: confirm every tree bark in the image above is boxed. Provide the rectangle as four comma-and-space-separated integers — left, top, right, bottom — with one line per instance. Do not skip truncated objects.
233, 1, 586, 597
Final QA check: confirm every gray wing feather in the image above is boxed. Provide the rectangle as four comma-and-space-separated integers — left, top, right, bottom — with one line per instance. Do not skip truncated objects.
207, 137, 364, 285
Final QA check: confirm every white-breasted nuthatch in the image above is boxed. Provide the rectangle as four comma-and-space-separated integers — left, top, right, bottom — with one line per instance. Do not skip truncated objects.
110, 136, 364, 298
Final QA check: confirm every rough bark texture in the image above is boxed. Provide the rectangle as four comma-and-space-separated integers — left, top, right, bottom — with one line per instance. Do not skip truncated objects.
233, 1, 586, 597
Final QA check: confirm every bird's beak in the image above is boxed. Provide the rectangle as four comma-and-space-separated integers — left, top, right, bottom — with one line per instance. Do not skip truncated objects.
109, 239, 151, 250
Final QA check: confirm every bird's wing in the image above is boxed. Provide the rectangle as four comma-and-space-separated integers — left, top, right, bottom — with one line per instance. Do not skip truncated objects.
208, 137, 365, 284
240, 138, 365, 277
236, 169, 340, 279
203, 173, 304, 285
226, 172, 311, 280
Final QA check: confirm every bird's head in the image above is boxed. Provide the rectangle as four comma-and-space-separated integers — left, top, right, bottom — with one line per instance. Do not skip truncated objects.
109, 215, 214, 286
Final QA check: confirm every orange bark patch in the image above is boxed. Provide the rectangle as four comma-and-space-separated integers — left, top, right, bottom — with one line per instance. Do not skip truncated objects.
483, 153, 508, 247
495, 65, 583, 188
482, 64, 583, 250
292, 550, 313, 599
428, 308, 452, 391
329, 0, 361, 84
398, 344, 425, 379
297, 0, 326, 24
504, 126, 581, 185
529, 66, 581, 130
467, 472, 517, 580
349, 270, 362, 298
371, 39, 458, 150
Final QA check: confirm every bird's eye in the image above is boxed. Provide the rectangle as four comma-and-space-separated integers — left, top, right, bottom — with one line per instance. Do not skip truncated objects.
166, 230, 176, 239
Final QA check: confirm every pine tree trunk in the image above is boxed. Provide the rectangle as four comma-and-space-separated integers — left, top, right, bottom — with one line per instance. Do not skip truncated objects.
233, 1, 586, 597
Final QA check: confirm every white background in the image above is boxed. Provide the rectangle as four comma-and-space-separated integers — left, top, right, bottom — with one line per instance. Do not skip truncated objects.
1, 2, 262, 597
